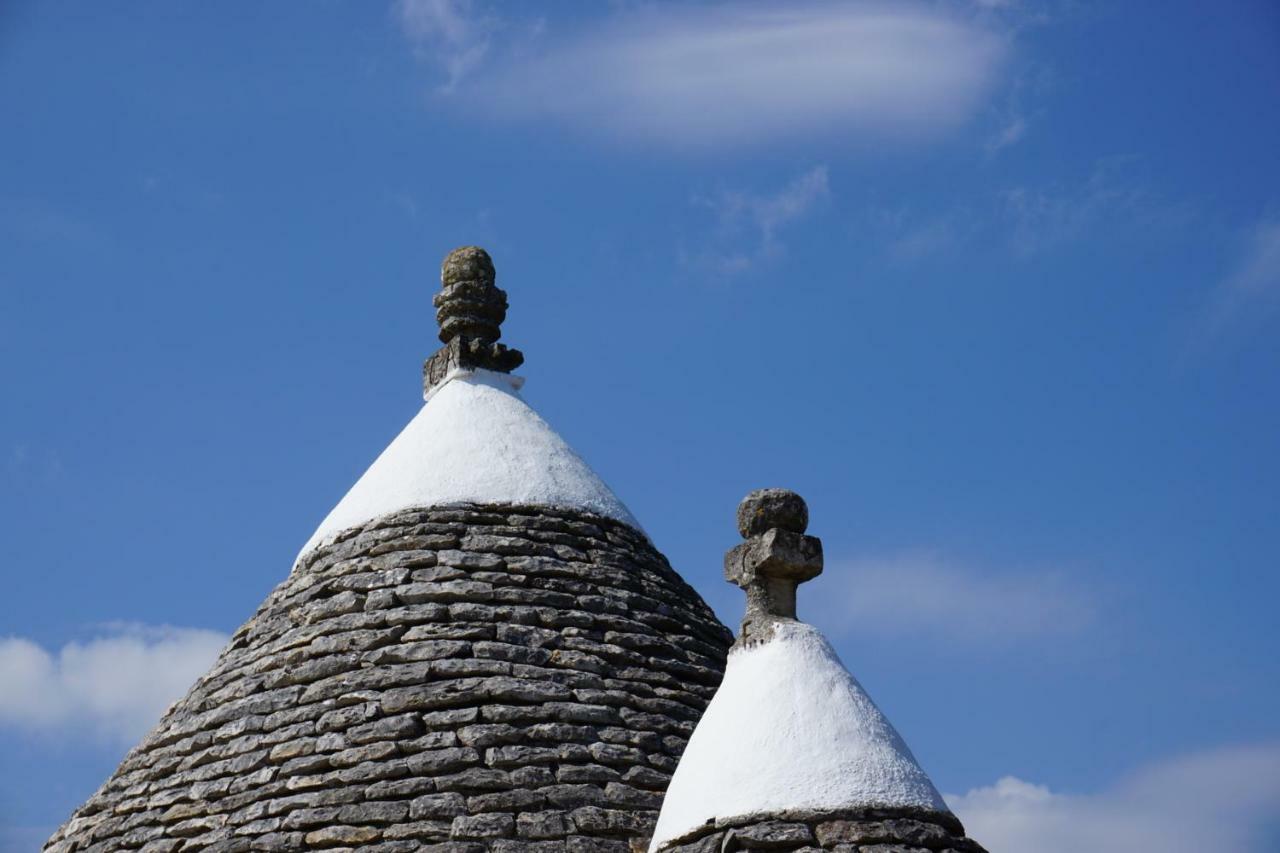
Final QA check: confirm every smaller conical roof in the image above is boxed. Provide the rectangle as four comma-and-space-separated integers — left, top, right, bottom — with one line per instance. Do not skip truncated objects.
649, 488, 957, 852
650, 620, 946, 848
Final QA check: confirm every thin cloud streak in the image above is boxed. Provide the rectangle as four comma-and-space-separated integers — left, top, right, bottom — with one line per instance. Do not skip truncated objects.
985, 114, 1027, 154
399, 2, 1009, 148
0, 624, 227, 743
688, 165, 830, 274
948, 742, 1280, 853
395, 0, 500, 92
813, 551, 1099, 641
865, 158, 1191, 263
998, 161, 1152, 255
1203, 216, 1280, 339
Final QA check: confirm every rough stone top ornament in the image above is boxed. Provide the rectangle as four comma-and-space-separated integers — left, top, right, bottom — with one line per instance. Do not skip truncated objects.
737, 487, 809, 538
425, 246, 524, 398
725, 488, 823, 643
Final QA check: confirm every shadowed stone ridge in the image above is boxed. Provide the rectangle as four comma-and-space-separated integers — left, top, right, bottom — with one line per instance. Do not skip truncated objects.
425, 247, 524, 398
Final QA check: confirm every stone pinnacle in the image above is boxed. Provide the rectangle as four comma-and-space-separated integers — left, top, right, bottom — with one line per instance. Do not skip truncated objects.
423, 246, 524, 398
724, 488, 823, 643
435, 246, 504, 345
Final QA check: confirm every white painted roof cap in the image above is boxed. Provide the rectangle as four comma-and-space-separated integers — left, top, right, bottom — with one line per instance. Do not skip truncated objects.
295, 368, 641, 566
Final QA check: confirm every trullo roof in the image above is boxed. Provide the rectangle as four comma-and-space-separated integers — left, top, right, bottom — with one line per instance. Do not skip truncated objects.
44, 247, 732, 853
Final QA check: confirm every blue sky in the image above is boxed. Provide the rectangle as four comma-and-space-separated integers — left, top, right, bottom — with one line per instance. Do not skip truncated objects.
2, 1, 1278, 850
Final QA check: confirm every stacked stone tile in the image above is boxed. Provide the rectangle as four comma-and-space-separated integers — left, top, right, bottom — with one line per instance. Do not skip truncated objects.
45, 503, 732, 853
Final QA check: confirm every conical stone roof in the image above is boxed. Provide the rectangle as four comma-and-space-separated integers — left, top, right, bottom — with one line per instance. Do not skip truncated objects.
648, 490, 987, 853
45, 248, 733, 853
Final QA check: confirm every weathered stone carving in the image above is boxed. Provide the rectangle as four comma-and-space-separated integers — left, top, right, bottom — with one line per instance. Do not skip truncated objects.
424, 247, 525, 398
724, 489, 822, 644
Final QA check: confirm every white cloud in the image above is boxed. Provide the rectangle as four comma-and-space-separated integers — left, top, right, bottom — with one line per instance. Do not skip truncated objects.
1204, 216, 1280, 338
0, 624, 227, 743
812, 551, 1098, 640
948, 743, 1280, 853
689, 165, 830, 273
399, 2, 1009, 148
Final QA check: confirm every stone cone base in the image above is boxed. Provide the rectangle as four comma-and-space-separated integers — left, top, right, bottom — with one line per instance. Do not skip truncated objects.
655, 807, 987, 853
46, 504, 732, 853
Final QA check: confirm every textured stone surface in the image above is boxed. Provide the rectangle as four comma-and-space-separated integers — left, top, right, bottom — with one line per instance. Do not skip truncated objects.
45, 503, 732, 852
656, 808, 986, 853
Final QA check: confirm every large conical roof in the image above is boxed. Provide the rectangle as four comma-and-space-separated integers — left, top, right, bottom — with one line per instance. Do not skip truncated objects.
45, 248, 733, 853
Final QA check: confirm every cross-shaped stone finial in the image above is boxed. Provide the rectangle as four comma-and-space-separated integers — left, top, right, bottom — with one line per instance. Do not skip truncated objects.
423, 246, 525, 398
724, 488, 824, 643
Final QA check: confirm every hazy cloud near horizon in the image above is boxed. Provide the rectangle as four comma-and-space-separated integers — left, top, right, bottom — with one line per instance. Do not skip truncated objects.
0, 624, 227, 743
948, 742, 1280, 853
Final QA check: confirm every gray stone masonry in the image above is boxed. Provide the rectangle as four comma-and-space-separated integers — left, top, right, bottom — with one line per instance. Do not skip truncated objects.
424, 247, 524, 397
723, 490, 822, 644
656, 807, 988, 853
45, 503, 733, 853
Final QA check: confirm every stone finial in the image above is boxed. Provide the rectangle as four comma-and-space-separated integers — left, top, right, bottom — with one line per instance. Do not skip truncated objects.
424, 246, 524, 397
725, 488, 823, 643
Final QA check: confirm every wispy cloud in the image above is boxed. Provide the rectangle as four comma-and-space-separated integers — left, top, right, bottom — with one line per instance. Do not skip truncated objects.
948, 742, 1280, 853
812, 551, 1099, 641
7, 443, 64, 485
980, 28, 1055, 157
0, 197, 108, 252
868, 158, 1189, 262
0, 624, 227, 743
395, 0, 504, 91
1202, 216, 1280, 339
884, 210, 977, 262
688, 165, 830, 274
985, 113, 1028, 154
999, 158, 1159, 255
397, 2, 1009, 149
